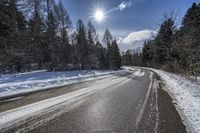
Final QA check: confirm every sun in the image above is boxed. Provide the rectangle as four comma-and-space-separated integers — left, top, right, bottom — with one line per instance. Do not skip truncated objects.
94, 9, 104, 22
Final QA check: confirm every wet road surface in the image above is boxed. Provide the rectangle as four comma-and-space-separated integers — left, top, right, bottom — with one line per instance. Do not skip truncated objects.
0, 68, 187, 133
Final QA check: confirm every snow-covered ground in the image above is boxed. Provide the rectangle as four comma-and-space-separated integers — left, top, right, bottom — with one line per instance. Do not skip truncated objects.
0, 70, 124, 98
152, 69, 200, 133
0, 68, 150, 131
0, 75, 131, 131
2, 66, 199, 132
123, 66, 200, 133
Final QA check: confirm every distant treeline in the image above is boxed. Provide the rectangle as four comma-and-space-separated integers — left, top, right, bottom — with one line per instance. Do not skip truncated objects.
122, 3, 200, 77
0, 0, 121, 74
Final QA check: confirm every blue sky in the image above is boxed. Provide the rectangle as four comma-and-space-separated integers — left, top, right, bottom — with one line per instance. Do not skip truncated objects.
60, 0, 199, 51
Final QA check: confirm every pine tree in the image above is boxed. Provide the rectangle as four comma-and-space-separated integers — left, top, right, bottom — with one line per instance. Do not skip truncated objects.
142, 41, 155, 67
87, 22, 96, 46
141, 18, 176, 70
103, 29, 113, 68
55, 0, 72, 69
95, 41, 107, 69
0, 0, 27, 73
109, 40, 121, 69
154, 18, 176, 69
12, 3, 27, 72
46, 9, 58, 70
0, 0, 13, 73
87, 22, 98, 68
71, 31, 80, 69
27, 0, 47, 69
103, 29, 113, 47
122, 51, 133, 66
141, 3, 200, 76
76, 19, 89, 69
180, 3, 200, 76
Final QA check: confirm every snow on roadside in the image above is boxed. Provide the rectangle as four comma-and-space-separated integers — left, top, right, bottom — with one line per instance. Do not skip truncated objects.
133, 69, 145, 77
0, 76, 130, 130
0, 70, 126, 98
152, 69, 200, 133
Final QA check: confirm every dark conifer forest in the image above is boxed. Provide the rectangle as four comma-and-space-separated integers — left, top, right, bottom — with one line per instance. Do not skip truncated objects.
1, 1, 200, 77
122, 3, 200, 77
0, 0, 121, 74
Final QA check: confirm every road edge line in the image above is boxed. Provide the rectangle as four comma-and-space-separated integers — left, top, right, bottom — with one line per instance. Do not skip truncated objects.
134, 72, 153, 132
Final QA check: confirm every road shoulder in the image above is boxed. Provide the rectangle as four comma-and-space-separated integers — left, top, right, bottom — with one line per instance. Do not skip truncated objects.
137, 73, 187, 133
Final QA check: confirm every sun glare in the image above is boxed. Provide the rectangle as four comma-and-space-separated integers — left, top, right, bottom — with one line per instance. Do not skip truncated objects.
94, 9, 104, 22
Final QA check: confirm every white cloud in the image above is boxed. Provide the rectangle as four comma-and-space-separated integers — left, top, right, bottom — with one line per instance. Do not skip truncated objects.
118, 29, 157, 45
119, 2, 127, 11
117, 29, 157, 51
107, 1, 133, 13
119, 1, 132, 11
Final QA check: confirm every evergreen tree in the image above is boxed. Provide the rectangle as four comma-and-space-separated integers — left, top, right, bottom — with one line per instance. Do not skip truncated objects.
27, 0, 46, 69
141, 3, 200, 77
1, 0, 198, 77
87, 22, 96, 46
122, 48, 143, 66
55, 0, 72, 69
95, 41, 107, 69
122, 51, 133, 66
154, 18, 176, 68
76, 19, 89, 69
109, 40, 121, 69
0, 0, 14, 73
103, 29, 113, 68
0, 0, 26, 73
142, 41, 156, 67
87, 22, 98, 68
103, 29, 113, 45
71, 31, 80, 69
179, 3, 200, 76
46, 9, 58, 70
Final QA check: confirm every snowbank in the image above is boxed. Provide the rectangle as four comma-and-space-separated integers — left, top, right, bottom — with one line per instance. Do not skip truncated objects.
133, 69, 145, 77
152, 69, 200, 133
0, 70, 124, 98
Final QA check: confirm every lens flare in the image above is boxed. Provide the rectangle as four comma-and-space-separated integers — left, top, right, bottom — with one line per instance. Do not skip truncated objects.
94, 9, 104, 22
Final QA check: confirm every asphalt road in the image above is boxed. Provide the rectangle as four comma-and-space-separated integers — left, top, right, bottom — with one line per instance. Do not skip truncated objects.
0, 68, 187, 133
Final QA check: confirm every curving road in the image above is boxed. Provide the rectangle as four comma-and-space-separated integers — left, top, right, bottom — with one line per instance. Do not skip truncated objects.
0, 68, 187, 133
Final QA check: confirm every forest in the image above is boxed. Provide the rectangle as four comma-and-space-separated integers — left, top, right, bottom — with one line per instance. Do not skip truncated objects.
1, 1, 200, 78
122, 3, 200, 77
0, 0, 121, 74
